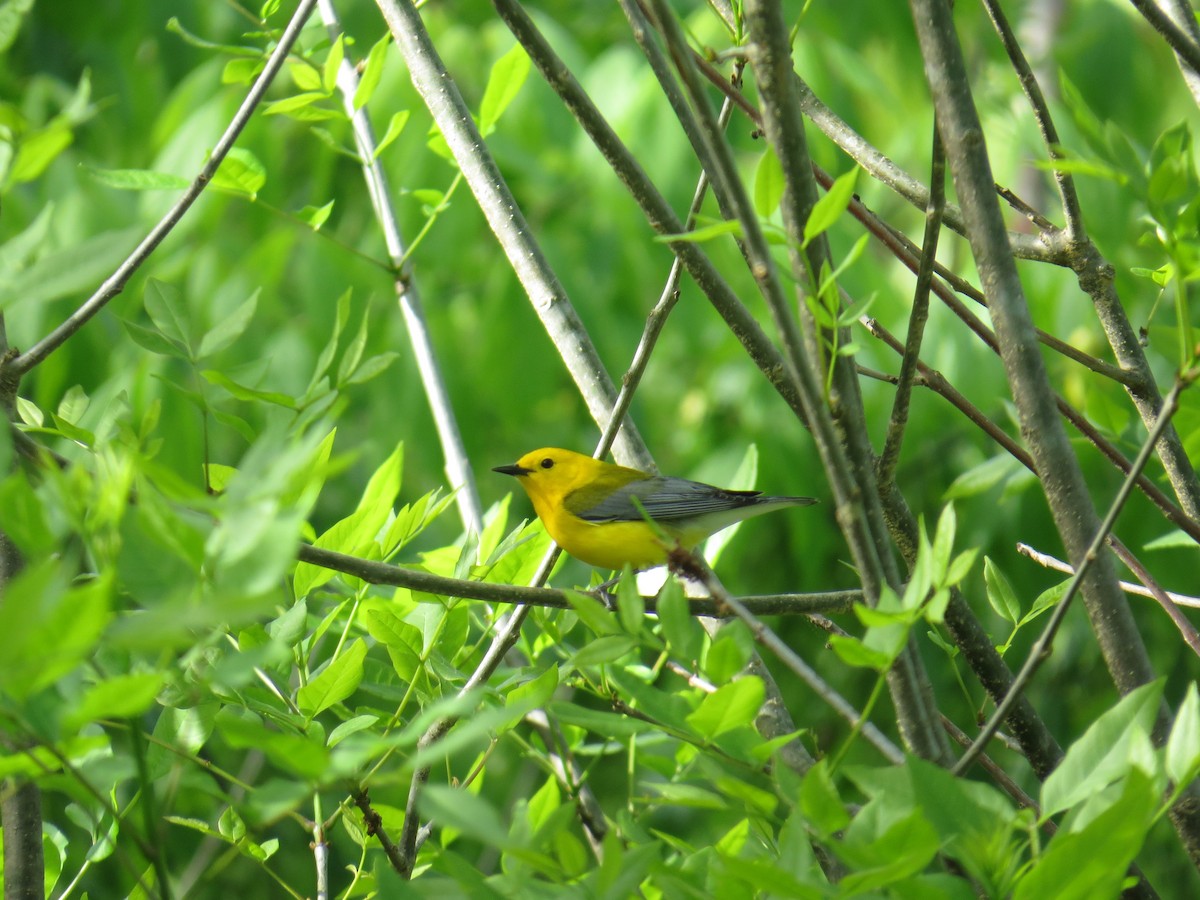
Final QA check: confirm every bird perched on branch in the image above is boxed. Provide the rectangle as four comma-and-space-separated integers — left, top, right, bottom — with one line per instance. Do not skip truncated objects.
494, 447, 817, 570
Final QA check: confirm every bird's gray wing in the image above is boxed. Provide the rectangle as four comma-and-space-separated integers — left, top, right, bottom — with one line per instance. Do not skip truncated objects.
570, 476, 762, 523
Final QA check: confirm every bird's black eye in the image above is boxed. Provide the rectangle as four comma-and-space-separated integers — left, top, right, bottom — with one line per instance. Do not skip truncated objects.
540, 457, 554, 469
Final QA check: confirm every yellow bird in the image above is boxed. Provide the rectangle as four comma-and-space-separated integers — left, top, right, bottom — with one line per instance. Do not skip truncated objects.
493, 447, 817, 570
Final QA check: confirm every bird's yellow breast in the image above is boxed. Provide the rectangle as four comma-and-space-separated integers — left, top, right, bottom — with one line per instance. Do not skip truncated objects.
545, 514, 672, 570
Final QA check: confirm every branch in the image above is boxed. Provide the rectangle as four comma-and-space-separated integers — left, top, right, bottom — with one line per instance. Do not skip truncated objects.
318, 0, 483, 534
593, 68, 743, 462
1128, 0, 1200, 80
980, 0, 1085, 242
295, 543, 859, 616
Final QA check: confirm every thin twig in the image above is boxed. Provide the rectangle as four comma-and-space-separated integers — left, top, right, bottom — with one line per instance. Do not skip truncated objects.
524, 711, 607, 860
7, 0, 320, 377
877, 125, 945, 488
941, 715, 1041, 814
1017, 541, 1200, 611
1018, 538, 1200, 657
980, 0, 1085, 242
687, 41, 1061, 264
982, 0, 1200, 524
352, 790, 406, 874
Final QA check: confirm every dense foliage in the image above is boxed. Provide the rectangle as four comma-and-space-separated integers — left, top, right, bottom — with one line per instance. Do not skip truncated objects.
3, 0, 1200, 897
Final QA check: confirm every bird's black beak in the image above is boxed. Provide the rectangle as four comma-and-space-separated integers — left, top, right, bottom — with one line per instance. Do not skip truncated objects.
492, 462, 531, 477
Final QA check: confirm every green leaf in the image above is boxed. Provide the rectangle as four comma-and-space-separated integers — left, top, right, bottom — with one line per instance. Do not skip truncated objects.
268, 598, 308, 647
322, 33, 344, 95
308, 288, 352, 393
222, 57, 263, 85
144, 278, 193, 354
829, 633, 893, 670
0, 0, 35, 54
1018, 578, 1070, 628
294, 444, 405, 595
571, 635, 639, 667
506, 665, 559, 711
931, 504, 956, 580
63, 673, 163, 731
15, 396, 42, 427
657, 218, 742, 244
297, 638, 367, 716
1143, 529, 1195, 551
216, 708, 329, 780
419, 784, 512, 849
0, 563, 112, 700
198, 289, 259, 358
1016, 768, 1157, 900
201, 370, 296, 408
704, 623, 753, 682
289, 59, 323, 92
1040, 679, 1163, 818
354, 34, 391, 110
943, 454, 1024, 500
1166, 682, 1200, 789
803, 167, 858, 247
479, 43, 530, 135
0, 226, 142, 312
123, 318, 187, 358
263, 91, 329, 117
799, 758, 850, 836
56, 384, 89, 424
345, 351, 400, 385
984, 557, 1020, 625
839, 808, 941, 892
297, 200, 335, 230
212, 148, 266, 198
83, 166, 191, 191
565, 590, 621, 637
616, 571, 644, 633
8, 121, 73, 186
328, 715, 380, 747
656, 577, 705, 664
374, 110, 410, 160
0, 203, 53, 276
686, 676, 764, 740
336, 303, 370, 385
753, 146, 785, 217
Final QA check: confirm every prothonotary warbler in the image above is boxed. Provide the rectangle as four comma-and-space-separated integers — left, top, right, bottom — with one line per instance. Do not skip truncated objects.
493, 447, 817, 570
